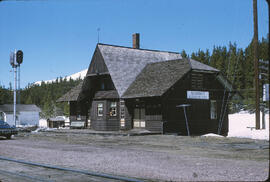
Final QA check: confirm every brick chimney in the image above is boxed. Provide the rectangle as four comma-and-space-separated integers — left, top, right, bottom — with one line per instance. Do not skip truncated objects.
132, 33, 140, 49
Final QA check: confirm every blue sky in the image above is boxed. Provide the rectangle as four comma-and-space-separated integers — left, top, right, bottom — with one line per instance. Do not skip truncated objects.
0, 0, 268, 88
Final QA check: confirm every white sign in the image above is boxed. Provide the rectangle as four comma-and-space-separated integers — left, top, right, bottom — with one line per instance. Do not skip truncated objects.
187, 91, 209, 100
263, 84, 269, 102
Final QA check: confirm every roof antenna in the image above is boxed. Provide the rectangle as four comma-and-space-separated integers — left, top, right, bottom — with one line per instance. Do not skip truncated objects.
97, 28, 100, 43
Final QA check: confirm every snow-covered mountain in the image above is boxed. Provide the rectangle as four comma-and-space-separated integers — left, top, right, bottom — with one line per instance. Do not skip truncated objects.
34, 69, 87, 85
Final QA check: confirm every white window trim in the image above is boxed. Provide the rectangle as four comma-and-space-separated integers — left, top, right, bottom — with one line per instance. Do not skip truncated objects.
97, 103, 103, 117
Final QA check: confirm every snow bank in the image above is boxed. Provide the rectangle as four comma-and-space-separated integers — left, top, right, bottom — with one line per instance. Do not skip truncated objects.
32, 127, 57, 133
228, 111, 269, 140
202, 133, 224, 137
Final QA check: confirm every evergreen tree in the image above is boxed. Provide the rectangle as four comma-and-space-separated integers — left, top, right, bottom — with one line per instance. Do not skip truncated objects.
180, 50, 188, 58
0, 35, 268, 114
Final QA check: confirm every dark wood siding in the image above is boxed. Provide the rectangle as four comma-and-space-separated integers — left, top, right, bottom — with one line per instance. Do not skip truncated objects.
87, 47, 108, 75
145, 99, 163, 132
145, 115, 163, 132
69, 101, 88, 127
90, 100, 120, 131
121, 100, 132, 130
124, 98, 163, 132
162, 71, 229, 136
69, 101, 76, 116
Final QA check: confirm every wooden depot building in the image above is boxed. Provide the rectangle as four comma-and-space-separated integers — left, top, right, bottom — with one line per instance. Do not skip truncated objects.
57, 33, 237, 136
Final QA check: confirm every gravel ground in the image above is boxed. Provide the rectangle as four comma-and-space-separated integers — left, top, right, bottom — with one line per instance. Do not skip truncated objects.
0, 131, 269, 182
0, 160, 122, 182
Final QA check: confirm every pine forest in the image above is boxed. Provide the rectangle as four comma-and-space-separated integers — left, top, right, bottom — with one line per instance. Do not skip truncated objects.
0, 35, 269, 118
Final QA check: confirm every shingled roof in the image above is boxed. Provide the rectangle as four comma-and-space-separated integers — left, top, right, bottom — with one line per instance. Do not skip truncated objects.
59, 43, 221, 101
190, 59, 219, 72
94, 90, 119, 99
122, 58, 220, 98
122, 59, 191, 98
0, 104, 41, 113
57, 81, 83, 102
97, 44, 182, 97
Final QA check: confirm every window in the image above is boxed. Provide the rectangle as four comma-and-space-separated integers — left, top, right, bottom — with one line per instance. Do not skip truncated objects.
101, 82, 105, 90
77, 114, 81, 120
191, 72, 203, 89
97, 103, 103, 117
109, 102, 117, 117
210, 100, 217, 119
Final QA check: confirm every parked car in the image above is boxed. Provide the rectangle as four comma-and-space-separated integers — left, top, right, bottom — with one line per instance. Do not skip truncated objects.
0, 120, 18, 139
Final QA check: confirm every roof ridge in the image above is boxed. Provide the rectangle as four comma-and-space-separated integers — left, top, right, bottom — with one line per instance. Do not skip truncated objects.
97, 43, 180, 54
189, 58, 219, 72
1, 104, 36, 106
144, 58, 190, 68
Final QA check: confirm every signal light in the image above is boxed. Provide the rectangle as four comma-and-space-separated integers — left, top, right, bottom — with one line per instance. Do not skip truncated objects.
16, 50, 23, 64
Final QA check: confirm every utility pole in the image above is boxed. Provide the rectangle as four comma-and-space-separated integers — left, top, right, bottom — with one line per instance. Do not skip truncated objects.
253, 0, 260, 129
266, 0, 270, 130
267, 0, 270, 91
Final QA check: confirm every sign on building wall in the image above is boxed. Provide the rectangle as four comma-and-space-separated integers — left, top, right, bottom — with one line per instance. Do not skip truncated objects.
187, 91, 209, 100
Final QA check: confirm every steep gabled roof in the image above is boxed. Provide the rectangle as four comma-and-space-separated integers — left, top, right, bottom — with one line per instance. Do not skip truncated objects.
57, 81, 83, 102
122, 58, 221, 98
190, 59, 219, 72
97, 44, 182, 97
0, 104, 41, 113
122, 59, 191, 98
59, 43, 222, 101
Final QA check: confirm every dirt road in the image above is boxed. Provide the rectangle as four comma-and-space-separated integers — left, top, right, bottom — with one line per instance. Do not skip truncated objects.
0, 130, 269, 181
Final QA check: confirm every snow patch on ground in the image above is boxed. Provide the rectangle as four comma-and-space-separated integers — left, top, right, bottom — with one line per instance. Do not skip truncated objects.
32, 127, 57, 133
228, 112, 269, 140
39, 119, 47, 127
37, 112, 269, 141
202, 133, 224, 137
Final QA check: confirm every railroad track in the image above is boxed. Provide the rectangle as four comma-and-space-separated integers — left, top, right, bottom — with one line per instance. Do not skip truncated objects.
0, 156, 144, 182
0, 168, 53, 182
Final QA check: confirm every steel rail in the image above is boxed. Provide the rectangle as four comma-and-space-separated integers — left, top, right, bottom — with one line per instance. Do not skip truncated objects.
0, 156, 144, 182
0, 169, 53, 182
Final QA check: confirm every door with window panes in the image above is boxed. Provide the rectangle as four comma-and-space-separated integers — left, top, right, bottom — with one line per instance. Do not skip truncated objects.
133, 103, 145, 128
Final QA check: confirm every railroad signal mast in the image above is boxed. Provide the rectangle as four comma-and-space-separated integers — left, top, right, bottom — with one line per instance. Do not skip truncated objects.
10, 50, 23, 127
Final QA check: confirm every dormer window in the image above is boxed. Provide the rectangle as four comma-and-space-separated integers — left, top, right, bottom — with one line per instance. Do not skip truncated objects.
191, 72, 203, 89
101, 82, 105, 90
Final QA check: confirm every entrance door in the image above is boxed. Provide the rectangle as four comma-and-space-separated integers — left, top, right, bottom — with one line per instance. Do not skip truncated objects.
133, 108, 145, 128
